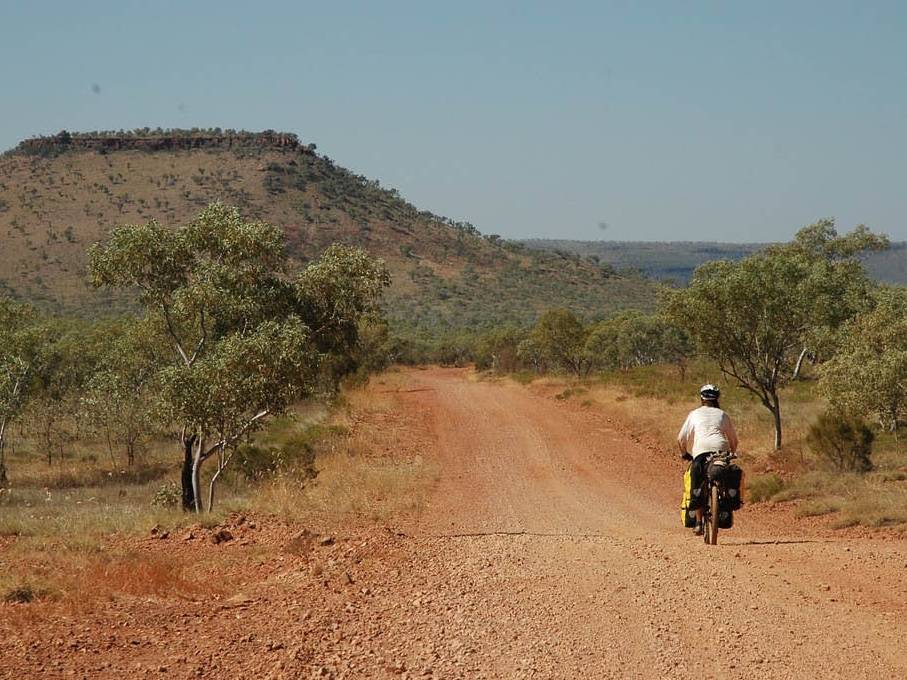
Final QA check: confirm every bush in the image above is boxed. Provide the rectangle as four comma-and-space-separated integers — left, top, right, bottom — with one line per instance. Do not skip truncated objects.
807, 412, 874, 473
474, 327, 526, 372
3, 584, 48, 603
150, 481, 181, 508
236, 427, 322, 481
235, 444, 289, 481
746, 473, 784, 503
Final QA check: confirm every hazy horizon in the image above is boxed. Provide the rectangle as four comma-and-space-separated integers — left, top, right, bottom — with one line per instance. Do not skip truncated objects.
4, 2, 906, 242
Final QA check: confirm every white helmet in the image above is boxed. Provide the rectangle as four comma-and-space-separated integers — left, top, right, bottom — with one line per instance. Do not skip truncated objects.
700, 384, 720, 400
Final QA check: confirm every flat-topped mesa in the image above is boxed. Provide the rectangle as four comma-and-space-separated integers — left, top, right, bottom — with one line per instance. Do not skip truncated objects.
9, 130, 308, 157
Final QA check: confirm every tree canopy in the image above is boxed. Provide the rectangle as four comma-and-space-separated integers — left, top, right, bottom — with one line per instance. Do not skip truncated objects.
89, 203, 390, 511
820, 287, 907, 432
0, 298, 46, 485
663, 220, 887, 450
518, 309, 589, 376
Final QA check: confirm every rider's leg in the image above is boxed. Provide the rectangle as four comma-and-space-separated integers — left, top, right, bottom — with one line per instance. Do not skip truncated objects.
690, 456, 705, 533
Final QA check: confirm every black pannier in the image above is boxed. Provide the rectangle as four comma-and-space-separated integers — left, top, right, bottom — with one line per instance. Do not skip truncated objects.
718, 498, 734, 528
706, 454, 732, 481
723, 464, 743, 510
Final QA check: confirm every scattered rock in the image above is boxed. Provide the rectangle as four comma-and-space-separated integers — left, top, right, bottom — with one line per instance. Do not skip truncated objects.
210, 529, 234, 545
286, 529, 318, 555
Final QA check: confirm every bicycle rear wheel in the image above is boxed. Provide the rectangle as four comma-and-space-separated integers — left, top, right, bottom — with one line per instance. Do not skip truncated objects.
702, 486, 711, 544
708, 484, 720, 545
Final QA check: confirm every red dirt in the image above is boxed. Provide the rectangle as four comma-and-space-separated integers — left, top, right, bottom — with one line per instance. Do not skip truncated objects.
2, 367, 906, 679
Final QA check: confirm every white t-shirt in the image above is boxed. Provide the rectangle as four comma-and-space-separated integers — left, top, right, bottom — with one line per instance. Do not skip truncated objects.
677, 406, 738, 458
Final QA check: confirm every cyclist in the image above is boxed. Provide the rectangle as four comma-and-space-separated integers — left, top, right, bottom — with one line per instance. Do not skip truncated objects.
677, 384, 738, 535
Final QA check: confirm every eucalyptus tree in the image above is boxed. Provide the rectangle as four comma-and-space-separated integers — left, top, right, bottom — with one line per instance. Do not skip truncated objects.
82, 320, 163, 467
584, 311, 691, 374
820, 287, 907, 434
664, 255, 809, 449
0, 298, 45, 486
89, 203, 389, 511
663, 220, 886, 450
771, 219, 888, 375
522, 309, 589, 376
26, 318, 111, 465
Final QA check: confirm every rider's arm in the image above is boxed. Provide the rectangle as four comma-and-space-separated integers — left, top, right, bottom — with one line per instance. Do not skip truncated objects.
677, 414, 692, 456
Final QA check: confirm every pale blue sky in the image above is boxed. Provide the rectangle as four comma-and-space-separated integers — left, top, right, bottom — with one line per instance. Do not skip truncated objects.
2, 1, 906, 241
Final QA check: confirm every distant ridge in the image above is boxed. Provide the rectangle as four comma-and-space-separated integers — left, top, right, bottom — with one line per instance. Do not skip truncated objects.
520, 239, 907, 285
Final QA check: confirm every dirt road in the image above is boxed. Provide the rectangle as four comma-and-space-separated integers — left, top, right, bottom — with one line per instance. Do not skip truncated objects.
390, 368, 907, 679
4, 367, 907, 679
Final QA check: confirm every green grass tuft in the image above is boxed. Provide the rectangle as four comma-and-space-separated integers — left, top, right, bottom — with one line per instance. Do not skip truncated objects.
746, 473, 785, 503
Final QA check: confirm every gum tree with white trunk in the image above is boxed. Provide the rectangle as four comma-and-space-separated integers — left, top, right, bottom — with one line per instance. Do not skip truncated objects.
89, 203, 389, 511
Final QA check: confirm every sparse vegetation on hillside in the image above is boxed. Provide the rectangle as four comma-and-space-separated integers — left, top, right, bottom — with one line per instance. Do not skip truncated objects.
0, 130, 656, 329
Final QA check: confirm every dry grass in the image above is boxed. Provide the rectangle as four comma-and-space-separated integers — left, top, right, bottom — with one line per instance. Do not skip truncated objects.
253, 454, 434, 525
0, 433, 247, 539
0, 484, 194, 538
0, 371, 437, 612
251, 371, 437, 525
774, 470, 907, 528
747, 473, 785, 503
0, 432, 189, 539
583, 361, 824, 460
1, 549, 208, 603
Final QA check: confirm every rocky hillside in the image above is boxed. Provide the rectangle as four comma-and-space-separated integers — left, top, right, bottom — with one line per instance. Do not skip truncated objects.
0, 130, 655, 328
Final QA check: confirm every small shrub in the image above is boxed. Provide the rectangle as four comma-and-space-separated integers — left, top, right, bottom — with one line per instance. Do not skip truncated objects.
807, 412, 874, 473
235, 444, 287, 480
236, 428, 322, 482
3, 584, 47, 603
747, 473, 784, 503
555, 387, 588, 401
150, 481, 181, 508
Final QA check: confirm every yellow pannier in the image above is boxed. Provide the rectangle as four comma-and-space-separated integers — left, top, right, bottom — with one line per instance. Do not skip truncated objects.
680, 464, 696, 528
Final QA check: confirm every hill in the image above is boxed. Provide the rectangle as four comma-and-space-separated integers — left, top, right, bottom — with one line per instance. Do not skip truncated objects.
0, 130, 656, 328
521, 239, 907, 284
